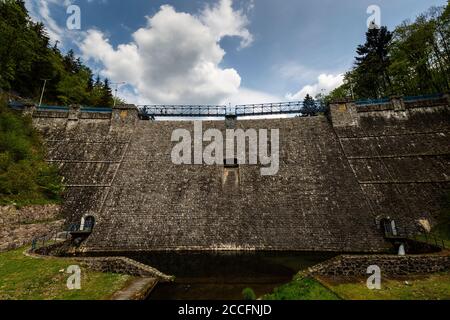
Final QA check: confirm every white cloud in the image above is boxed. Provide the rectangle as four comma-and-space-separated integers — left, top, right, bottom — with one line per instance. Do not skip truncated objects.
25, 0, 280, 106
222, 88, 281, 106
80, 1, 257, 105
286, 73, 344, 100
200, 0, 253, 49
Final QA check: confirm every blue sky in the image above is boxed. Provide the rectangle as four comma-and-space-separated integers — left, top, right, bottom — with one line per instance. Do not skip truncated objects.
25, 0, 447, 105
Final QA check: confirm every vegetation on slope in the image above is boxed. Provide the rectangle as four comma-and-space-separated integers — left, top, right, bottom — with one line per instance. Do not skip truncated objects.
0, 247, 133, 300
0, 0, 115, 107
0, 95, 63, 206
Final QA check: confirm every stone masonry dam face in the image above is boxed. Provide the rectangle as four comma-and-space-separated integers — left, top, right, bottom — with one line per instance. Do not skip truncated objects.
30, 97, 450, 253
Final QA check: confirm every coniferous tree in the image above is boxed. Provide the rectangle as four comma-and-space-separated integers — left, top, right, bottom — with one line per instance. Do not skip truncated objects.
99, 79, 114, 107
0, 1, 123, 107
302, 94, 317, 116
353, 26, 393, 98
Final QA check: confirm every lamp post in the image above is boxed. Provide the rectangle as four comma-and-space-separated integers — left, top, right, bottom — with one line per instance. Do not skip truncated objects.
345, 79, 355, 100
111, 82, 126, 107
39, 79, 51, 107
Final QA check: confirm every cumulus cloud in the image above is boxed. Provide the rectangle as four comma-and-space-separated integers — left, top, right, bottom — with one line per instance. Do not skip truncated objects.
286, 73, 344, 100
200, 0, 253, 49
80, 1, 257, 105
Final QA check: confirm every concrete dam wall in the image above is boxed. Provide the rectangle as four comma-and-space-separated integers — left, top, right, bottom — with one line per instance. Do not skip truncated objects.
30, 96, 450, 252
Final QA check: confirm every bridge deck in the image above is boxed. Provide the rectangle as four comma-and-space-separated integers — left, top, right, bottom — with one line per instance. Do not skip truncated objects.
137, 101, 321, 118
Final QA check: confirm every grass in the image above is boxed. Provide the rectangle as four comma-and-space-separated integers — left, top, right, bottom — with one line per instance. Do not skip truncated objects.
264, 271, 450, 301
0, 247, 133, 300
321, 273, 450, 300
263, 274, 341, 300
415, 234, 450, 249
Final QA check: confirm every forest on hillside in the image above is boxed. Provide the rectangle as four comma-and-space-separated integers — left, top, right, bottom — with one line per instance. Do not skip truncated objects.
328, 3, 450, 101
0, 0, 115, 107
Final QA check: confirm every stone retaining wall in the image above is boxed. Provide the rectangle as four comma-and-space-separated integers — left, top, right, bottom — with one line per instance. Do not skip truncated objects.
75, 257, 174, 282
27, 247, 173, 282
308, 254, 450, 277
0, 205, 61, 225
0, 205, 63, 252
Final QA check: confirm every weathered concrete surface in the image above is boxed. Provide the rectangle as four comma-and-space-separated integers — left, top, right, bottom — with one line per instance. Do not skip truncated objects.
30, 99, 450, 253
110, 277, 157, 300
331, 99, 450, 230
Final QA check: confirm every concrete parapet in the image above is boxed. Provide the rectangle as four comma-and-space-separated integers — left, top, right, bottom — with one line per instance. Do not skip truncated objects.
22, 103, 36, 116
68, 105, 81, 121
391, 96, 406, 111
330, 100, 359, 127
112, 104, 138, 126
444, 93, 450, 105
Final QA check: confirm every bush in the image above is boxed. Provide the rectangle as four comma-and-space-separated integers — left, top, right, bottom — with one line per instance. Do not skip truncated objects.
264, 275, 340, 300
0, 95, 63, 205
242, 288, 256, 300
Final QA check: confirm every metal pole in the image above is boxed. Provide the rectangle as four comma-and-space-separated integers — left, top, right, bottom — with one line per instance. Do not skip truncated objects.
111, 82, 126, 107
39, 79, 50, 107
113, 87, 118, 107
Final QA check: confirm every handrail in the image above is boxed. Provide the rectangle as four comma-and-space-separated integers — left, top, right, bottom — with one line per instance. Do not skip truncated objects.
31, 222, 95, 251
383, 225, 446, 250
138, 105, 228, 118
356, 93, 445, 107
356, 98, 391, 106
80, 106, 113, 113
38, 105, 69, 111
31, 230, 70, 251
403, 93, 443, 102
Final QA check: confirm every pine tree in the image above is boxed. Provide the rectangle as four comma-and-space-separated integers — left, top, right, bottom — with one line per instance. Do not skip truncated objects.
302, 94, 317, 116
354, 26, 393, 98
99, 78, 114, 107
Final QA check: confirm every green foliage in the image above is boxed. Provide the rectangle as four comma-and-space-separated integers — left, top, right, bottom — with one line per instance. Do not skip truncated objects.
0, 95, 63, 205
242, 288, 256, 300
328, 3, 450, 101
264, 275, 340, 300
0, 0, 118, 107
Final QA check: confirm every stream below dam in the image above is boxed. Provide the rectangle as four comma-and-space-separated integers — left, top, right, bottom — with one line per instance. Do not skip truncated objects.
124, 252, 336, 300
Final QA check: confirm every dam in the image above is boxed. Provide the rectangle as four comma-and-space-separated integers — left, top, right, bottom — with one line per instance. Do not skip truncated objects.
27, 95, 450, 253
